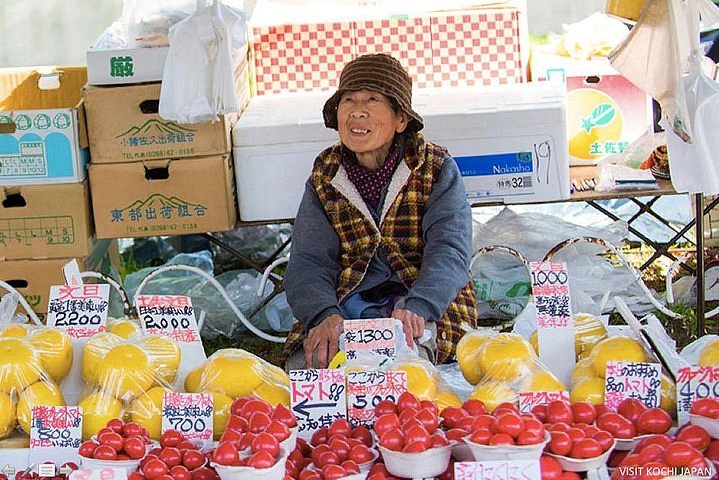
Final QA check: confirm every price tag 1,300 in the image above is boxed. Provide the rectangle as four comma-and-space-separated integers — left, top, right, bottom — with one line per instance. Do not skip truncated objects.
343, 318, 397, 362
455, 460, 542, 480
162, 392, 213, 443
347, 370, 407, 427
604, 361, 662, 411
676, 366, 719, 425
290, 369, 347, 440
29, 405, 83, 466
47, 284, 110, 339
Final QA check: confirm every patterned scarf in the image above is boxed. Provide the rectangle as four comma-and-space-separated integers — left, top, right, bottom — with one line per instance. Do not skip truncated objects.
341, 137, 402, 211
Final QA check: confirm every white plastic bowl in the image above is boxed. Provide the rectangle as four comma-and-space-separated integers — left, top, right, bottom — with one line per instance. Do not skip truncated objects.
80, 457, 141, 474
463, 432, 550, 461
546, 442, 615, 472
211, 448, 288, 480
614, 434, 653, 451
357, 448, 379, 473
378, 444, 452, 479
280, 427, 298, 453
690, 414, 719, 439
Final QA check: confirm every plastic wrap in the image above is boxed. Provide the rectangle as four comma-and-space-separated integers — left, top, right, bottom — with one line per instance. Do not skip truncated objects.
106, 316, 142, 339
528, 313, 609, 361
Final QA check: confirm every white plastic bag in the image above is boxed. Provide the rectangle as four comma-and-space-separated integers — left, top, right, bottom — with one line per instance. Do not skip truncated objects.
159, 0, 247, 124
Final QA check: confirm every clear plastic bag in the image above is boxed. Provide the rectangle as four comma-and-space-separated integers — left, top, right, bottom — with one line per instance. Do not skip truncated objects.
383, 353, 463, 409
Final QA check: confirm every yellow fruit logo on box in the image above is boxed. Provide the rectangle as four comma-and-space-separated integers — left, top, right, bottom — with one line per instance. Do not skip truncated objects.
568, 89, 625, 161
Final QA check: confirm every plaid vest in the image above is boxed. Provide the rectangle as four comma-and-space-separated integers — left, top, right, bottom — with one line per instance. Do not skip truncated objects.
284, 133, 477, 363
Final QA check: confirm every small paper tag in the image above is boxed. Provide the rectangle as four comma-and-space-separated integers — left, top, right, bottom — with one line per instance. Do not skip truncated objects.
290, 369, 347, 439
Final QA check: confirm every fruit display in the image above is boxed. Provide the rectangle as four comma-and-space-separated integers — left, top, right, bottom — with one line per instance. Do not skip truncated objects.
220, 396, 297, 446
78, 418, 154, 461
385, 355, 461, 403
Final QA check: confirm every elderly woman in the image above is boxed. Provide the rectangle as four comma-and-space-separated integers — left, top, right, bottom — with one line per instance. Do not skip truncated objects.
283, 53, 478, 369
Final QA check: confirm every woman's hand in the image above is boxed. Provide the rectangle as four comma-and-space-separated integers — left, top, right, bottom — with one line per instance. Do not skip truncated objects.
304, 314, 344, 368
391, 308, 425, 348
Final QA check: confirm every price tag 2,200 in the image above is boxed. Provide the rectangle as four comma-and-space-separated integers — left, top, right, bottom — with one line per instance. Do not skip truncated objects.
604, 361, 662, 411
454, 460, 542, 480
347, 370, 407, 427
47, 284, 110, 338
343, 318, 397, 362
162, 392, 213, 443
30, 405, 83, 466
290, 369, 347, 440
676, 366, 719, 425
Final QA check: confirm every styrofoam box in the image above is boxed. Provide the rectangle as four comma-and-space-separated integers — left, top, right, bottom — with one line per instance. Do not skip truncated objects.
232, 82, 569, 222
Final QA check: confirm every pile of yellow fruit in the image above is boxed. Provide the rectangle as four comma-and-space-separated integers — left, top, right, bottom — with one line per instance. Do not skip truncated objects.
385, 356, 462, 409
0, 324, 72, 438
698, 337, 719, 366
80, 331, 181, 440
185, 348, 291, 439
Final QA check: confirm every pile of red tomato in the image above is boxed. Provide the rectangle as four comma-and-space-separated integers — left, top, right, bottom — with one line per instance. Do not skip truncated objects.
79, 418, 154, 461
375, 391, 448, 453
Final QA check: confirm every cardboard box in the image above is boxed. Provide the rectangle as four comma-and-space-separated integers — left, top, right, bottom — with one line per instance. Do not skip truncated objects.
83, 82, 235, 163
232, 82, 568, 222
531, 51, 654, 165
89, 155, 237, 238
0, 181, 94, 260
250, 6, 529, 95
86, 46, 169, 86
0, 67, 89, 185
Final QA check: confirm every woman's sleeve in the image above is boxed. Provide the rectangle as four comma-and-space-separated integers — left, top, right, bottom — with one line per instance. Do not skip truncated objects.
284, 180, 343, 330
403, 156, 473, 322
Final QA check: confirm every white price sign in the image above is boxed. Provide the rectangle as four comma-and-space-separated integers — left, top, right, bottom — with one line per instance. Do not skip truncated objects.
455, 460, 542, 480
343, 318, 397, 361
346, 370, 407, 427
47, 284, 110, 338
604, 361, 662, 411
290, 369, 347, 440
162, 392, 213, 443
29, 405, 83, 469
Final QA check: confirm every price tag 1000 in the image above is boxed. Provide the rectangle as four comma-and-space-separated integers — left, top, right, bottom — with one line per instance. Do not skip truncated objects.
290, 369, 347, 440
676, 366, 719, 425
135, 295, 201, 344
604, 361, 662, 411
455, 460, 542, 480
162, 392, 213, 442
47, 284, 110, 338
347, 370, 407, 427
30, 405, 83, 466
343, 318, 397, 362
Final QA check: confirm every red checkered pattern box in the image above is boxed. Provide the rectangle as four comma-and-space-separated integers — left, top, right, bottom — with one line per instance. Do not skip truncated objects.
252, 22, 355, 95
431, 10, 525, 87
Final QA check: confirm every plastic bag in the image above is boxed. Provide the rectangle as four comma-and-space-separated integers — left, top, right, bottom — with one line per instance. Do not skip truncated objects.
383, 353, 463, 410
106, 316, 142, 339
159, 0, 248, 124
528, 313, 609, 362
550, 12, 630, 60
123, 250, 214, 300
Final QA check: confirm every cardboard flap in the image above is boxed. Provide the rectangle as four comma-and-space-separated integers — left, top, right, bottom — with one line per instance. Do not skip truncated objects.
0, 66, 87, 111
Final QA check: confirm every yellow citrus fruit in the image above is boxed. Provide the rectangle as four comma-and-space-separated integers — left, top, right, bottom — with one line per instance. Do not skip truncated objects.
574, 313, 608, 360
529, 331, 539, 355
570, 357, 596, 388
262, 363, 291, 388
456, 331, 491, 385
184, 367, 204, 393
0, 392, 16, 439
392, 361, 438, 400
79, 391, 123, 440
139, 335, 182, 385
107, 318, 141, 339
434, 389, 463, 410
468, 381, 516, 412
661, 373, 677, 418
570, 377, 605, 405
699, 338, 719, 366
521, 369, 566, 392
17, 381, 66, 434
477, 333, 535, 382
590, 335, 647, 378
29, 328, 73, 383
95, 343, 154, 400
254, 382, 290, 407
0, 338, 42, 394
129, 386, 171, 440
567, 89, 624, 161
201, 349, 265, 398
212, 391, 234, 440
83, 332, 124, 384
0, 324, 29, 338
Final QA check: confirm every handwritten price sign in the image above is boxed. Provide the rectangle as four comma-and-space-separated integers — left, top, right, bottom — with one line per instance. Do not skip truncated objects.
70, 468, 127, 480
455, 460, 542, 480
344, 318, 397, 361
47, 284, 110, 338
135, 295, 201, 344
347, 370, 407, 427
290, 369, 346, 439
676, 366, 719, 425
30, 405, 83, 466
162, 393, 213, 442
518, 391, 570, 414
604, 361, 662, 411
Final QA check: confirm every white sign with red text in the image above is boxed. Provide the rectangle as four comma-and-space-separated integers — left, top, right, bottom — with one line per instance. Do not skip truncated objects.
47, 284, 110, 339
343, 318, 398, 362
29, 405, 82, 467
346, 370, 407, 427
290, 369, 347, 440
162, 392, 213, 444
676, 366, 719, 425
455, 460, 542, 480
518, 391, 570, 414
70, 468, 128, 480
604, 361, 662, 412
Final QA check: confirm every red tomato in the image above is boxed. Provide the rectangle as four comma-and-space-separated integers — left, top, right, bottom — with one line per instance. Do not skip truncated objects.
592, 430, 614, 452
462, 399, 487, 416
246, 450, 276, 469
122, 421, 144, 438
531, 405, 548, 423
571, 403, 597, 424
182, 450, 206, 470
350, 425, 373, 447
523, 417, 545, 437
329, 419, 352, 438
691, 398, 719, 419
495, 413, 525, 439
189, 467, 218, 480
266, 421, 291, 442
569, 438, 603, 459
374, 400, 397, 417
446, 428, 470, 443
347, 444, 374, 464
321, 465, 347, 480
117, 454, 131, 461
143, 459, 169, 480
315, 451, 340, 469
99, 432, 124, 453
472, 414, 496, 431
378, 429, 404, 451
252, 432, 280, 457
431, 433, 450, 448
248, 412, 272, 434
637, 444, 665, 463
540, 455, 563, 480
226, 415, 248, 433
440, 406, 469, 429
328, 437, 351, 463
240, 399, 272, 419
310, 444, 331, 466
607, 450, 629, 468
565, 428, 586, 443
582, 425, 600, 438
160, 447, 183, 468
516, 431, 544, 445
420, 400, 440, 416
416, 409, 439, 434
239, 432, 256, 452
457, 416, 477, 432
494, 402, 520, 414
549, 431, 573, 456
212, 442, 239, 467
675, 424, 711, 451
128, 473, 146, 480
397, 392, 421, 412
613, 418, 637, 440
106, 418, 125, 434
469, 429, 492, 445
546, 401, 574, 424
635, 408, 672, 435
617, 398, 648, 423
548, 423, 571, 433
169, 466, 191, 480
635, 434, 673, 453
93, 445, 118, 461
160, 430, 184, 449
705, 439, 719, 461
663, 441, 704, 468
271, 404, 298, 428
122, 437, 146, 460
489, 433, 515, 446
374, 414, 401, 438
597, 413, 628, 435
298, 470, 321, 480
402, 441, 428, 453
310, 426, 329, 446
78, 440, 99, 458
341, 460, 361, 475
398, 407, 419, 426
404, 425, 431, 450
140, 455, 160, 470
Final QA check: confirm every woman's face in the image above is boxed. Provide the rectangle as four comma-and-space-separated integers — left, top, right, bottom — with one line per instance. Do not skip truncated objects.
336, 89, 408, 166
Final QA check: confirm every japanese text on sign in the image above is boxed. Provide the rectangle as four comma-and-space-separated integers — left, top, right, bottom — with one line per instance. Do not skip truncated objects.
676, 366, 719, 425
135, 295, 201, 344
30, 406, 83, 449
162, 393, 213, 441
70, 468, 128, 480
530, 262, 571, 328
344, 318, 397, 361
290, 369, 346, 439
47, 284, 110, 338
455, 460, 542, 480
347, 370, 407, 427
518, 391, 570, 414
605, 361, 662, 411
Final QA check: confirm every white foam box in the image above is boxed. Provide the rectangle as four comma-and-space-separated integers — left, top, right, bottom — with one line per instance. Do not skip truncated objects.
232, 82, 569, 221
